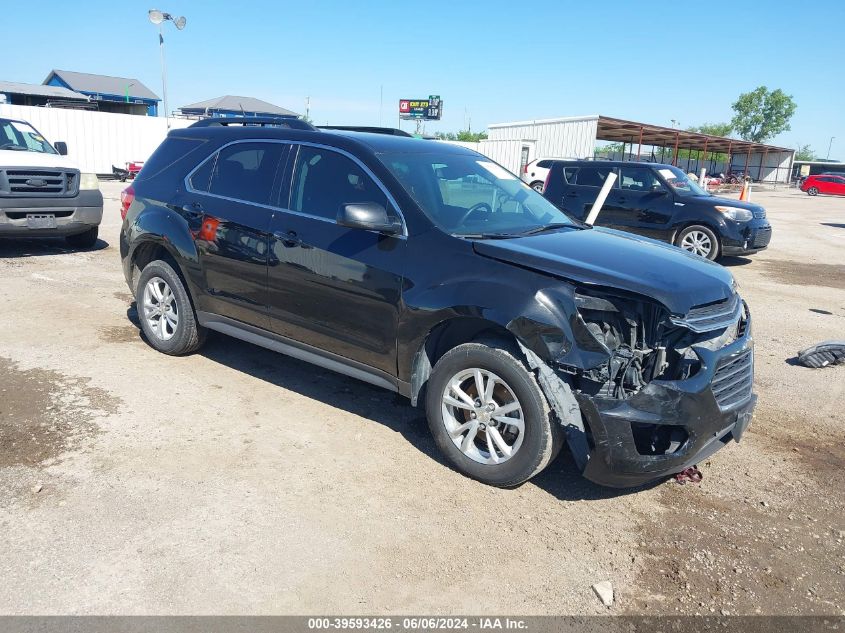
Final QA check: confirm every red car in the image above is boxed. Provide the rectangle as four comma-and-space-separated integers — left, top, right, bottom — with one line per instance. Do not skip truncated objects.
801, 174, 845, 196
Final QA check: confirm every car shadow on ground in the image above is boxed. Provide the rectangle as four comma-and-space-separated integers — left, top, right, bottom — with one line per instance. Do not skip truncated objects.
719, 256, 754, 267
821, 223, 845, 230
124, 304, 645, 501
0, 237, 108, 258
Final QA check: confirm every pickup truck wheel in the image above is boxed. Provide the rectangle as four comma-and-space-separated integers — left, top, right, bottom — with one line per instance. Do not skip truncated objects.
425, 341, 561, 487
676, 225, 720, 260
65, 226, 98, 249
136, 259, 206, 355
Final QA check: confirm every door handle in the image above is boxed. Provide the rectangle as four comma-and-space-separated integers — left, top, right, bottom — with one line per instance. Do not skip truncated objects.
181, 202, 204, 218
565, 192, 579, 197
273, 230, 301, 247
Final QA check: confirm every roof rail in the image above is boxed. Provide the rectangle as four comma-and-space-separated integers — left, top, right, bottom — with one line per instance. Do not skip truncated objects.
189, 116, 317, 131
318, 125, 413, 137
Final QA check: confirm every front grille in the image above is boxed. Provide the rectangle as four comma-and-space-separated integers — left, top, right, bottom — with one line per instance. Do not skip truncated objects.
712, 348, 753, 411
752, 208, 766, 219
0, 169, 79, 197
752, 228, 772, 248
670, 293, 742, 333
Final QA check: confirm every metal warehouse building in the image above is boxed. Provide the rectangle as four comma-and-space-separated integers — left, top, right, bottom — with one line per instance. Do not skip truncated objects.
481, 115, 794, 183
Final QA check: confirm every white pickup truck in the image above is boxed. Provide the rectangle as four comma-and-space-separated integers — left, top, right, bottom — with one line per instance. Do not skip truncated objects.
0, 117, 103, 248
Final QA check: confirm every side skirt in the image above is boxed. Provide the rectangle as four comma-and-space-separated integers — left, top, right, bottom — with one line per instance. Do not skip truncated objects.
197, 312, 411, 398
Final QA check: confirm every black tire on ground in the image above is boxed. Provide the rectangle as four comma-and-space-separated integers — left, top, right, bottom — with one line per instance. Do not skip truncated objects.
135, 259, 206, 356
425, 340, 562, 487
530, 181, 545, 193
808, 187, 819, 196
65, 226, 99, 249
675, 224, 721, 261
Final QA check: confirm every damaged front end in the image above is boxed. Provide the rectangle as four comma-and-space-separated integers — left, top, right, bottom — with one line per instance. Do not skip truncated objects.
520, 287, 756, 488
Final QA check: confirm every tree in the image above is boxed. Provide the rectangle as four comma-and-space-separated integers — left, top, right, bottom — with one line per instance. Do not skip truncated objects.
730, 87, 797, 143
795, 144, 816, 161
435, 130, 488, 142
687, 122, 733, 137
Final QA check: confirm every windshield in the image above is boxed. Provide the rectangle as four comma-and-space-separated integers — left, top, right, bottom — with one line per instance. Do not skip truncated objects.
0, 119, 58, 154
379, 152, 575, 236
656, 165, 709, 197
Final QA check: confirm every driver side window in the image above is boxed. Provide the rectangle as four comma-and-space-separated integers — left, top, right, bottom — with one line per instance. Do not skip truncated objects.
619, 167, 664, 192
289, 146, 392, 221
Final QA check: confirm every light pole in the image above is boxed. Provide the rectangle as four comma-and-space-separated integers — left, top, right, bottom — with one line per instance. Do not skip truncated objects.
827, 136, 835, 160
148, 9, 186, 127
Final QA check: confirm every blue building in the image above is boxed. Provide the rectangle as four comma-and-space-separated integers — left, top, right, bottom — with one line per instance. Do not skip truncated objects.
43, 70, 160, 116
178, 95, 299, 119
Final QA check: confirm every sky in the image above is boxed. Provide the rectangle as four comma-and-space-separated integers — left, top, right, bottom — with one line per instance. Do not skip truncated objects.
4, 0, 844, 158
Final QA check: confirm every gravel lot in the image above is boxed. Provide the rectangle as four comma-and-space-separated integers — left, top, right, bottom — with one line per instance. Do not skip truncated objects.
0, 181, 843, 615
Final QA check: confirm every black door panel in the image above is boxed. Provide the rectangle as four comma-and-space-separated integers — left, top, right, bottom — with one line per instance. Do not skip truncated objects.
267, 145, 405, 373
182, 141, 286, 328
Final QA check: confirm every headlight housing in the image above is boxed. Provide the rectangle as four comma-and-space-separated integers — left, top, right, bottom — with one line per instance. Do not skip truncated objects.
79, 173, 100, 191
714, 205, 752, 222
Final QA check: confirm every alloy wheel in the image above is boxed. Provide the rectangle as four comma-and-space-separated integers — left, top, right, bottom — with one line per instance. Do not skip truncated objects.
143, 276, 179, 341
440, 368, 525, 465
680, 230, 713, 258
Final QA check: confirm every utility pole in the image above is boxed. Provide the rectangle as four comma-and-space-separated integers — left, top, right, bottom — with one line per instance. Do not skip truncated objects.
148, 10, 186, 128
379, 85, 383, 126
305, 96, 310, 122
827, 136, 836, 160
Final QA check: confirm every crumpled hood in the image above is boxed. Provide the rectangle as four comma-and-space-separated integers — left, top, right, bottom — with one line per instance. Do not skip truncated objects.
0, 150, 79, 170
472, 227, 735, 314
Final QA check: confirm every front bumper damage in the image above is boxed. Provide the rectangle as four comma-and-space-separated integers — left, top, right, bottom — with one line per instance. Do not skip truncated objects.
520, 306, 756, 488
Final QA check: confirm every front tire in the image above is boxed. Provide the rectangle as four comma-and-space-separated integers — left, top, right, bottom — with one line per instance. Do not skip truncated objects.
65, 226, 98, 249
676, 225, 720, 260
530, 180, 545, 193
135, 259, 206, 355
425, 341, 562, 487
808, 186, 819, 196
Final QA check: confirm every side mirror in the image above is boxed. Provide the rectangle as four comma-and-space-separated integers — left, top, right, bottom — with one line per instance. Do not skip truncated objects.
650, 185, 668, 195
337, 202, 402, 235
54, 142, 68, 155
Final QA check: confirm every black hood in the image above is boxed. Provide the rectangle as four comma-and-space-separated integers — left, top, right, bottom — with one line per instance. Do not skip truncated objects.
473, 227, 736, 314
687, 194, 765, 213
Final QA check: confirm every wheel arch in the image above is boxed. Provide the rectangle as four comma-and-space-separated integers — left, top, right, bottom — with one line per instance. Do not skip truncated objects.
670, 220, 722, 249
407, 309, 576, 407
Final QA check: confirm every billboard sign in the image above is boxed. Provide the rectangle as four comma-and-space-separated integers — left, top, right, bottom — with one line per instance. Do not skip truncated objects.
399, 95, 442, 120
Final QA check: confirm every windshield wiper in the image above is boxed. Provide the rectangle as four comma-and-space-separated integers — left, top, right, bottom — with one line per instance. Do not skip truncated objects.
458, 232, 516, 240
515, 222, 578, 236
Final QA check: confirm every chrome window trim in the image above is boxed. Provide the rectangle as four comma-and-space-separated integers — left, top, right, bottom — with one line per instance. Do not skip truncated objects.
182, 138, 408, 238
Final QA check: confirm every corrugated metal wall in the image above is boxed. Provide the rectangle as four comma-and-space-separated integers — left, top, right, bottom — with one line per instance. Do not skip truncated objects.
0, 104, 190, 174
487, 116, 599, 160
730, 150, 793, 183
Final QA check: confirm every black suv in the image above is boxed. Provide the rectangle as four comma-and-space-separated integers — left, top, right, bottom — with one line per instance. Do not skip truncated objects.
120, 119, 756, 488
542, 160, 772, 260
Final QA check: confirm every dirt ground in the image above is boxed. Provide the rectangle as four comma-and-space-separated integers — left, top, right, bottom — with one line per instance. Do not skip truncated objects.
0, 182, 843, 615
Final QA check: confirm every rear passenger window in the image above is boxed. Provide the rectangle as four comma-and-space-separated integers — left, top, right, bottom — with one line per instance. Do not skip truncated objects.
207, 142, 284, 205
563, 167, 579, 183
575, 167, 614, 187
289, 146, 390, 221
189, 155, 215, 192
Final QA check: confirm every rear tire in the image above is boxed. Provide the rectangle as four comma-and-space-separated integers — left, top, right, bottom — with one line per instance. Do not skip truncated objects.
676, 224, 720, 261
808, 186, 819, 196
425, 340, 562, 487
65, 226, 98, 249
135, 259, 206, 355
530, 180, 545, 193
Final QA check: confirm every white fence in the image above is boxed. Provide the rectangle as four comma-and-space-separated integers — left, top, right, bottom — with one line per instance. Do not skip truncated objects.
0, 104, 190, 175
